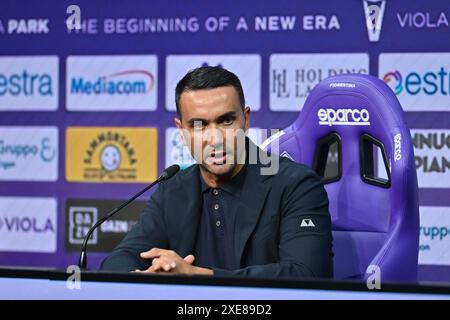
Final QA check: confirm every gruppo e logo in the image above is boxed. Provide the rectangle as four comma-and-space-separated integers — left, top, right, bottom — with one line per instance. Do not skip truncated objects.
418, 207, 450, 265
383, 67, 450, 96
0, 126, 58, 181
420, 225, 450, 242
318, 108, 371, 126
70, 69, 155, 96
0, 136, 56, 169
419, 224, 450, 254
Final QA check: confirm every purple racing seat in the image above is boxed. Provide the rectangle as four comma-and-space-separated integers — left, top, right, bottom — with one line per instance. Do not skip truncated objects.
263, 74, 419, 283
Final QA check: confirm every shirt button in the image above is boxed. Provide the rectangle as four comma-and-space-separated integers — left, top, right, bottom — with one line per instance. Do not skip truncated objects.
214, 204, 219, 210
216, 220, 221, 227
213, 189, 219, 195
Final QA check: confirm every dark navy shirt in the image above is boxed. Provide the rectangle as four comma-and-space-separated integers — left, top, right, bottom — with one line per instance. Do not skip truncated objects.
194, 164, 247, 270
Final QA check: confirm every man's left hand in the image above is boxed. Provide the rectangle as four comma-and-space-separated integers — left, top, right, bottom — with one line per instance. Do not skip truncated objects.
135, 248, 213, 276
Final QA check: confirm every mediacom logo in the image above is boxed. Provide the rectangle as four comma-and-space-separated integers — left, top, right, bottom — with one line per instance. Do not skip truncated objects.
379, 53, 450, 111
0, 56, 58, 111
70, 70, 155, 95
66, 55, 157, 111
0, 197, 57, 253
66, 127, 158, 183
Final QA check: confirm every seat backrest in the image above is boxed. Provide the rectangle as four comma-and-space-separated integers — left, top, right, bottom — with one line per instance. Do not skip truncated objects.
262, 74, 419, 282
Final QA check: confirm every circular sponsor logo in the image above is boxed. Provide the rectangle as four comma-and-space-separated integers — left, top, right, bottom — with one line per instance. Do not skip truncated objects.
383, 71, 403, 95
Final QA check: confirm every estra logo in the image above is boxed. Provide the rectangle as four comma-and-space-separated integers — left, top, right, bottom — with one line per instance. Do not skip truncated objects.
317, 108, 370, 126
0, 56, 58, 111
383, 68, 449, 96
379, 53, 450, 111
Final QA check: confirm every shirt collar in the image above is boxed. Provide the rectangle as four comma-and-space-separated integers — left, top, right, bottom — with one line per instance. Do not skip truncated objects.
200, 163, 247, 198
200, 173, 210, 194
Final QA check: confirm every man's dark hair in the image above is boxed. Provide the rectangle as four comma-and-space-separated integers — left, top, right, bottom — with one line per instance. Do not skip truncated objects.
175, 66, 245, 118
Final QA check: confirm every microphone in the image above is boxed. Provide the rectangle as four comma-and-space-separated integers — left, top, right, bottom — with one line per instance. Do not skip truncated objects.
78, 164, 180, 270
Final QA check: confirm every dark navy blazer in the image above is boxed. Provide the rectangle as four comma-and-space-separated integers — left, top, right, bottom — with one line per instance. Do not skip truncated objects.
101, 140, 333, 279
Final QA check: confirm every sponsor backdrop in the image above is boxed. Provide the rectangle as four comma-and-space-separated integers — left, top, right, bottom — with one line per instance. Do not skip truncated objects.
0, 0, 449, 282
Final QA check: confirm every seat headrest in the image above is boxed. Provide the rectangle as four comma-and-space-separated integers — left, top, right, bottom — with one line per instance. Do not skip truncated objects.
291, 74, 411, 153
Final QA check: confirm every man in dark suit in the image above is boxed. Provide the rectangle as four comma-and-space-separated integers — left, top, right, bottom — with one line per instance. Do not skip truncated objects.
101, 66, 333, 279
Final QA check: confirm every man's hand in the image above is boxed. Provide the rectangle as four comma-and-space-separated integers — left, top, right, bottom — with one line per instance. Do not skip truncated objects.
135, 248, 213, 276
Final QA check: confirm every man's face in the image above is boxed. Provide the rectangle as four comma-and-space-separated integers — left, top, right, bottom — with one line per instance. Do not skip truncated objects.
175, 86, 250, 177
